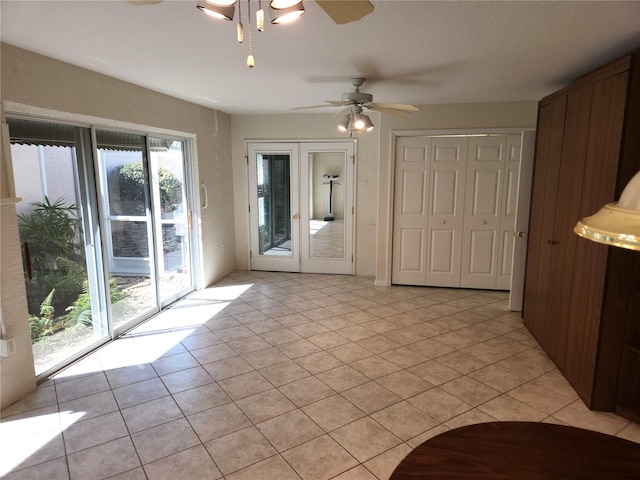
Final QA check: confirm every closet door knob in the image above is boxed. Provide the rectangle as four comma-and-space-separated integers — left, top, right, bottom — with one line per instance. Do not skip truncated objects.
547, 240, 558, 245
481, 220, 487, 225
440, 220, 446, 224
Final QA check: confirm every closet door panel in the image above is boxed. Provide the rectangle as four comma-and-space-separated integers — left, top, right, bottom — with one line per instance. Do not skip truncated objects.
392, 137, 430, 285
461, 136, 505, 289
425, 137, 467, 287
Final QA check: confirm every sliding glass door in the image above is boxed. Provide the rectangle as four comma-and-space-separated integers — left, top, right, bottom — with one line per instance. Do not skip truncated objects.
97, 131, 158, 329
9, 119, 109, 376
8, 118, 195, 376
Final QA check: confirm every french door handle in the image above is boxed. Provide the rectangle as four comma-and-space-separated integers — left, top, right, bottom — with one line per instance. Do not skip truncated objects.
292, 214, 300, 220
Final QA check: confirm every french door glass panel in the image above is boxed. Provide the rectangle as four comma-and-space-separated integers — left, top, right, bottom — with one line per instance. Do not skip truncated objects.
8, 119, 109, 376
300, 143, 354, 274
248, 143, 300, 272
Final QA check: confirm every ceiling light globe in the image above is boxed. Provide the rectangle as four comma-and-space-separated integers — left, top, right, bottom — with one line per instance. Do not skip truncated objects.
271, 9, 304, 23
270, 0, 302, 8
196, 1, 235, 20
362, 115, 374, 131
338, 115, 350, 132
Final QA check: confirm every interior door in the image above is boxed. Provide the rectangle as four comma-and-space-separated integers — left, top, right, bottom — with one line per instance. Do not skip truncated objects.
248, 143, 300, 272
300, 142, 354, 274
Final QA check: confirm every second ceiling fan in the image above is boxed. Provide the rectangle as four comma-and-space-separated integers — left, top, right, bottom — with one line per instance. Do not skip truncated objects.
294, 78, 420, 133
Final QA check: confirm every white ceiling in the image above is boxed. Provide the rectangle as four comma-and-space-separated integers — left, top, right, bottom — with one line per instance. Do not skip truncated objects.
1, 1, 639, 115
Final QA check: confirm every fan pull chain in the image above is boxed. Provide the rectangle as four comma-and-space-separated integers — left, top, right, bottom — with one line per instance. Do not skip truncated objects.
236, 0, 244, 43
247, 0, 255, 67
257, 0, 265, 32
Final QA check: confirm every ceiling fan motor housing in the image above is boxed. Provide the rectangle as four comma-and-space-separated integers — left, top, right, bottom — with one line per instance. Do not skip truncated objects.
342, 92, 373, 105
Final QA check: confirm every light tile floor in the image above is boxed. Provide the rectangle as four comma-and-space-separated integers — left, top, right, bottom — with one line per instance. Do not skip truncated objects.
2, 271, 639, 479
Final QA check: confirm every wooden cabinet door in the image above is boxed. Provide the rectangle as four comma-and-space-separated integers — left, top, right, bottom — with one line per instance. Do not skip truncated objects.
564, 71, 629, 403
522, 95, 566, 350
543, 84, 594, 368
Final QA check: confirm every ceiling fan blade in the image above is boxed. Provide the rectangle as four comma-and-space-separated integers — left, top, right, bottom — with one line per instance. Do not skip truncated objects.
128, 0, 163, 5
316, 0, 374, 25
367, 105, 414, 116
372, 102, 420, 112
290, 101, 344, 111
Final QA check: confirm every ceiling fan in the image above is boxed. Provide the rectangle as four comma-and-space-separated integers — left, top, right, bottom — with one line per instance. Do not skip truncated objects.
129, 0, 375, 25
294, 77, 420, 116
294, 78, 419, 134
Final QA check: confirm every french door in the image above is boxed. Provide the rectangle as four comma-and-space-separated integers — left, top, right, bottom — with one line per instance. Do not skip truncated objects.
8, 118, 195, 377
248, 141, 355, 274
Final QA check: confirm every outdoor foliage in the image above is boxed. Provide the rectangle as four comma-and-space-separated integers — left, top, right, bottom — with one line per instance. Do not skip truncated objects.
108, 162, 183, 216
18, 197, 122, 343
108, 162, 184, 252
18, 197, 85, 317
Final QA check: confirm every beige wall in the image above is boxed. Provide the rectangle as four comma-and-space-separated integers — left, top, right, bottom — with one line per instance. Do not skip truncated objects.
0, 44, 235, 407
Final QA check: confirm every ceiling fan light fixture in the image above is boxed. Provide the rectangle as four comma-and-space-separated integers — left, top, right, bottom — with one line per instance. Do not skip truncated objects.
270, 1, 305, 24
196, 0, 236, 20
352, 113, 366, 130
270, 0, 302, 8
338, 115, 350, 132
362, 114, 374, 131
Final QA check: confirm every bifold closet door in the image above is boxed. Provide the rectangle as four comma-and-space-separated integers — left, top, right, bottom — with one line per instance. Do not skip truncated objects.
393, 134, 520, 290
392, 136, 467, 287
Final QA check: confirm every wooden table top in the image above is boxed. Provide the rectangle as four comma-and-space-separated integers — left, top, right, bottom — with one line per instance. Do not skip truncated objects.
389, 421, 640, 479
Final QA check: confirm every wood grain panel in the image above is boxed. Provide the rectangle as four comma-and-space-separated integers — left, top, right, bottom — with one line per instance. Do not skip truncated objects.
565, 71, 629, 403
522, 96, 566, 353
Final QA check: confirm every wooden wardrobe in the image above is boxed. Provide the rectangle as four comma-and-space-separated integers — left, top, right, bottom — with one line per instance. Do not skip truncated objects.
523, 51, 640, 421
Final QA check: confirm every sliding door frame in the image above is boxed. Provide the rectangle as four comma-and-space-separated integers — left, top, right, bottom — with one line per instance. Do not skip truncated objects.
6, 112, 199, 379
